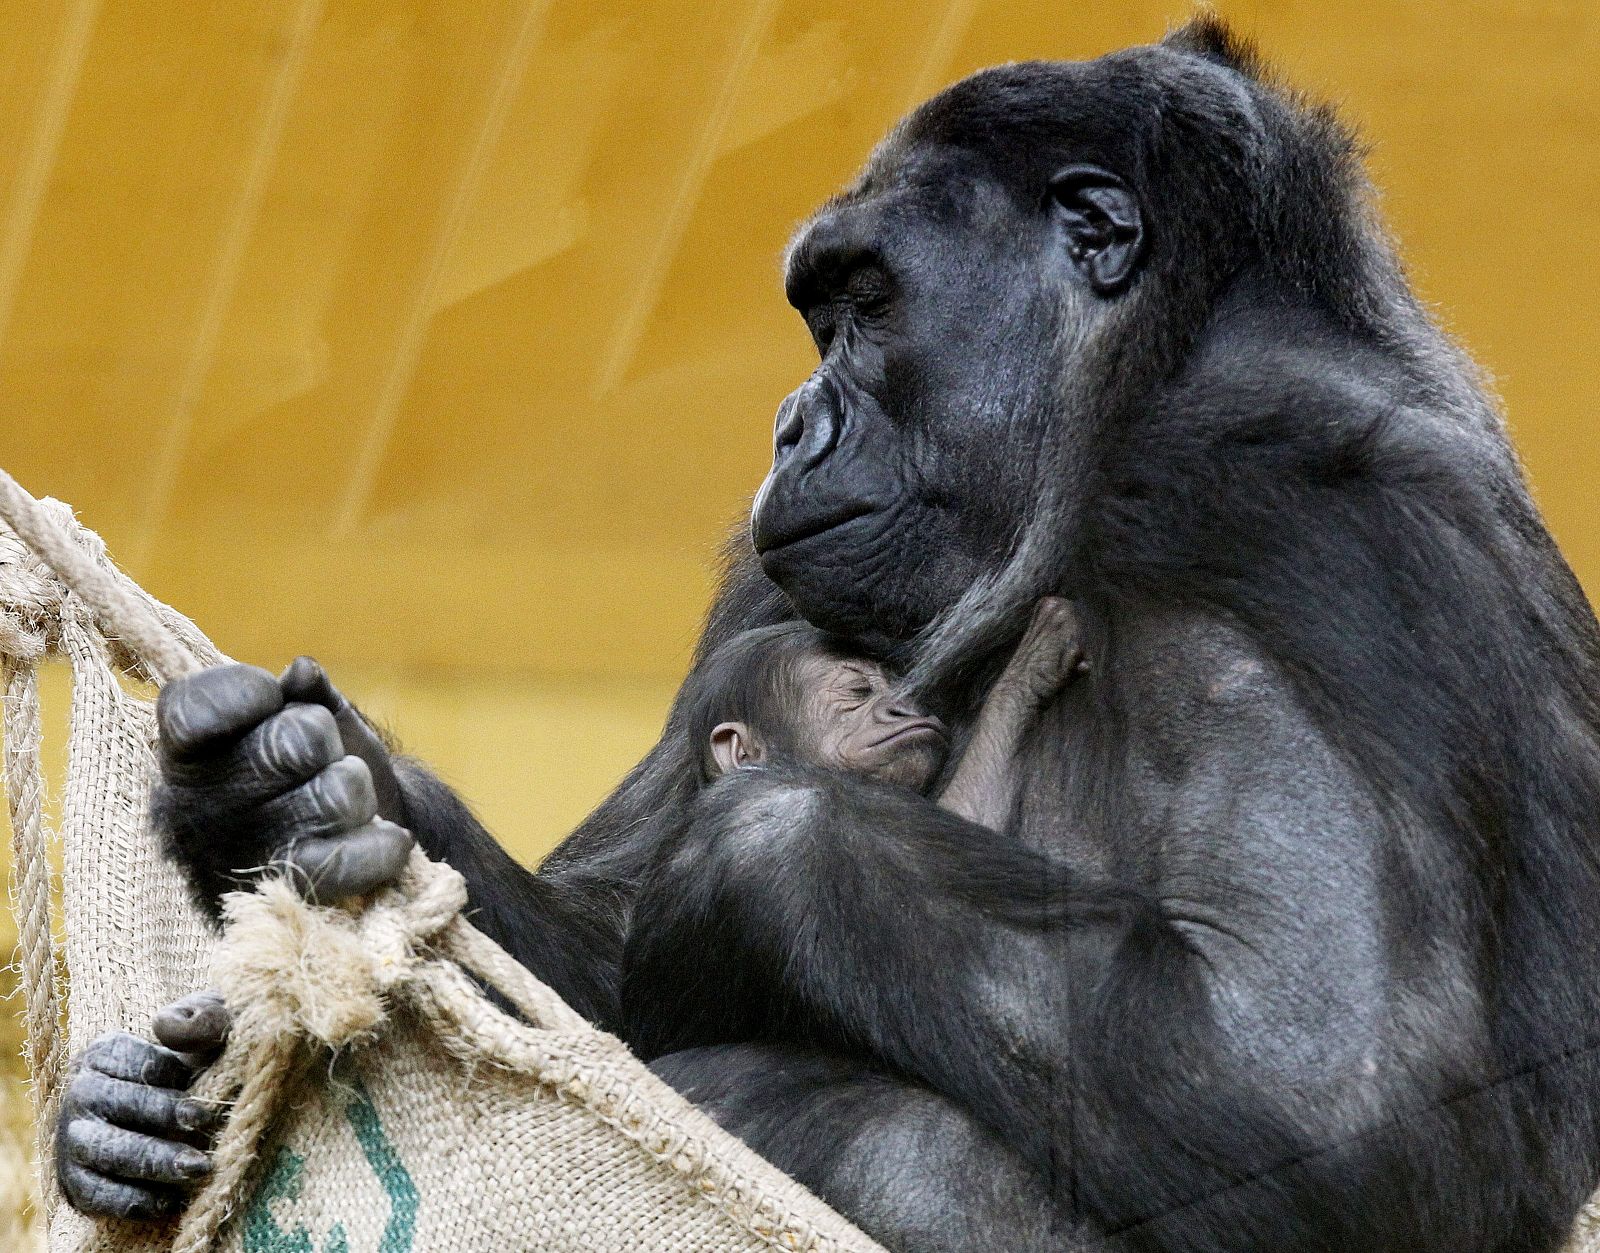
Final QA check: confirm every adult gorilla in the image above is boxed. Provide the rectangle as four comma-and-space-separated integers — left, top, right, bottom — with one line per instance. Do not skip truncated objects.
55, 18, 1600, 1253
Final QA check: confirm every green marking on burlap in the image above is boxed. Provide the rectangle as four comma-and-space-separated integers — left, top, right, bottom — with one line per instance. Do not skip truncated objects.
239, 1081, 416, 1253
242, 1147, 314, 1252
343, 1080, 419, 1253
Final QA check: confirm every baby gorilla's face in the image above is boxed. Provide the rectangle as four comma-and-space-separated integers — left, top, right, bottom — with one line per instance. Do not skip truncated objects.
791, 652, 948, 791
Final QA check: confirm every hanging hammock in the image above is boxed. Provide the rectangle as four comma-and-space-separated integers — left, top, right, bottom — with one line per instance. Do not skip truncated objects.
0, 469, 885, 1253
2, 467, 1599, 1253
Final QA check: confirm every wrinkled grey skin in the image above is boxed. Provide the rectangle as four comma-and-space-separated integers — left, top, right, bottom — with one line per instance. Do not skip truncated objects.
56, 991, 231, 1220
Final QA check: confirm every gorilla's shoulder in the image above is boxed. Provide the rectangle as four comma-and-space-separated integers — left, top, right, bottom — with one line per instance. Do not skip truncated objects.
695, 760, 832, 830
698, 758, 929, 827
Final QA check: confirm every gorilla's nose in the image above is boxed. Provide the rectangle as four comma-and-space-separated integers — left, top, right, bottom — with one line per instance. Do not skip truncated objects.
753, 376, 881, 557
772, 380, 841, 476
882, 700, 944, 734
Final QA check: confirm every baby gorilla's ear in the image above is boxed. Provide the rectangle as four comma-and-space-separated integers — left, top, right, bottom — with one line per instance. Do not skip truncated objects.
710, 722, 765, 774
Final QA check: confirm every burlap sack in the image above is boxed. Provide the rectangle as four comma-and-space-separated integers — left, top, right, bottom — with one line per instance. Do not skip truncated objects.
0, 469, 1592, 1253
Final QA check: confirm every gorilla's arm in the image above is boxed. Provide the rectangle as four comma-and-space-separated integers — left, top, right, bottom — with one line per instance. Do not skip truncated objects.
151, 660, 638, 1029
936, 596, 1083, 828
624, 626, 1482, 1246
389, 758, 626, 1026
621, 761, 1139, 1169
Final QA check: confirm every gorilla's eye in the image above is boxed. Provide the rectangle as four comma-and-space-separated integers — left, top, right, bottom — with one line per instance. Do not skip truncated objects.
845, 265, 891, 314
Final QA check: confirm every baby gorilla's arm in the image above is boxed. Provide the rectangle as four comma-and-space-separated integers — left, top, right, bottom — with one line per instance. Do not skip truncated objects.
937, 598, 1083, 829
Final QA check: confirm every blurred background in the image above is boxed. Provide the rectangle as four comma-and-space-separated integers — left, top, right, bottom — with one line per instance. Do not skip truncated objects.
0, 0, 1595, 1203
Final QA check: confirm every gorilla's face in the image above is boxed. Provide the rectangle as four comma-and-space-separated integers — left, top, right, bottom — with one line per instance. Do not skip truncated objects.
751, 138, 1141, 648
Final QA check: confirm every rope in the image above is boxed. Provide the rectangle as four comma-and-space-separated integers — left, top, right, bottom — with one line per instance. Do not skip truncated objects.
0, 497, 106, 1224
2, 656, 64, 1213
0, 473, 254, 1251
170, 855, 472, 1253
0, 471, 198, 686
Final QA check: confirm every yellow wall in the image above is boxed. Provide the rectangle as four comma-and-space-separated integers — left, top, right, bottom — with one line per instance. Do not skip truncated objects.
0, 2, 1596, 881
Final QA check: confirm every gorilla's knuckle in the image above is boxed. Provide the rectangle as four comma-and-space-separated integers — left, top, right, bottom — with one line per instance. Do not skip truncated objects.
69, 1068, 114, 1109
256, 703, 341, 777
81, 1031, 140, 1071
158, 665, 280, 756
64, 1063, 94, 1103
62, 1118, 103, 1164
317, 756, 378, 819
283, 655, 343, 707
260, 757, 376, 844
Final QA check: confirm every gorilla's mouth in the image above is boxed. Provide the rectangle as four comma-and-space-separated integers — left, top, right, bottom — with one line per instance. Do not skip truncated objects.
751, 501, 880, 556
869, 718, 947, 749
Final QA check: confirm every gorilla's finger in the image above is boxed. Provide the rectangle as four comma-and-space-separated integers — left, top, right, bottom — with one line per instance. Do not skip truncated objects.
63, 1118, 211, 1185
151, 990, 232, 1056
157, 665, 284, 761
280, 657, 406, 825
279, 655, 343, 710
279, 819, 414, 903
58, 1157, 181, 1221
164, 703, 345, 814
82, 1032, 197, 1090
67, 1069, 217, 1139
247, 702, 345, 788
256, 755, 379, 844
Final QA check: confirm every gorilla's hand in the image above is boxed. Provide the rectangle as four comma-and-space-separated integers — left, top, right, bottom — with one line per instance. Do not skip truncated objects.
153, 658, 413, 917
991, 597, 1087, 710
56, 991, 232, 1221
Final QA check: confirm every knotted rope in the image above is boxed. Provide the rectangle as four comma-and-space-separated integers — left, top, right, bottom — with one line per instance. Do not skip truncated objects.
170, 856, 473, 1253
0, 516, 74, 1209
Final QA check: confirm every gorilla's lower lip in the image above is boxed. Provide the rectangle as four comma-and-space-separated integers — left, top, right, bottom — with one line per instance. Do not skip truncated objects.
752, 502, 879, 555
871, 719, 946, 748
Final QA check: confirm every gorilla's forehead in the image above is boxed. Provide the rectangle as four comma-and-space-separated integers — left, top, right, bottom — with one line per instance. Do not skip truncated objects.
783, 167, 1016, 295
787, 145, 1025, 268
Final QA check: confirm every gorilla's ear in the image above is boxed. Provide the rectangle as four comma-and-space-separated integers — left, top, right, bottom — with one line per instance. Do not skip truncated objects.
1049, 165, 1144, 295
710, 721, 765, 774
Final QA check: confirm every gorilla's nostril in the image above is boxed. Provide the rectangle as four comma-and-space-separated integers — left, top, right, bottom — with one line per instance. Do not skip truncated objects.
771, 382, 843, 476
796, 408, 840, 474
773, 395, 804, 460
884, 701, 935, 727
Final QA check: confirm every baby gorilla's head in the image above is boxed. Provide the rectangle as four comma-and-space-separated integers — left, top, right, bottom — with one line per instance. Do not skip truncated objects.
684, 622, 948, 791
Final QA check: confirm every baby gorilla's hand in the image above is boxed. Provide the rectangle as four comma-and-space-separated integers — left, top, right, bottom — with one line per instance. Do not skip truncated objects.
994, 597, 1086, 708
56, 991, 232, 1221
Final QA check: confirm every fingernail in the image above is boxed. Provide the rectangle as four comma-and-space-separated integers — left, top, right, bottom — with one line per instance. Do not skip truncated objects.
176, 1099, 212, 1131
177, 1148, 211, 1177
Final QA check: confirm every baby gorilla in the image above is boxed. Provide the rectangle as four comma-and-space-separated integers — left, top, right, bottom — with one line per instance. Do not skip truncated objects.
680, 596, 1082, 825
617, 598, 1084, 1061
